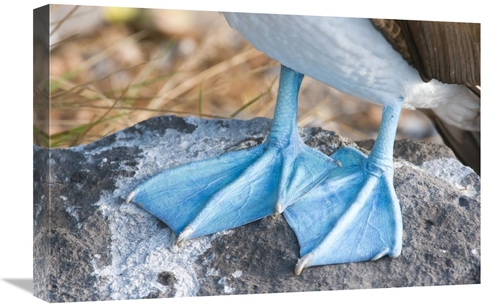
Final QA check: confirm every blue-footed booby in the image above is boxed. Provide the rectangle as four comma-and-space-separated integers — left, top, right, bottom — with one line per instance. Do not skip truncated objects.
127, 13, 480, 275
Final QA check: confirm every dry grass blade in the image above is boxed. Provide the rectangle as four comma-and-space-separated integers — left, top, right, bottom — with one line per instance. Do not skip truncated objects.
50, 76, 134, 128
50, 5, 80, 36
230, 77, 277, 118
33, 126, 50, 148
50, 30, 150, 93
56, 105, 228, 119
49, 114, 125, 147
297, 96, 330, 127
182, 63, 278, 102
68, 84, 130, 146
198, 83, 203, 118
147, 47, 264, 110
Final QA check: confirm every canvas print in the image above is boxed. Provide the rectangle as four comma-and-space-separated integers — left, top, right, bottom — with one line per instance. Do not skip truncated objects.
33, 4, 480, 303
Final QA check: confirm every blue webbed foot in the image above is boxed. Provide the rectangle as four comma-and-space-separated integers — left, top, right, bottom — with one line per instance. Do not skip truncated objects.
127, 65, 340, 244
284, 103, 404, 275
126, 144, 267, 238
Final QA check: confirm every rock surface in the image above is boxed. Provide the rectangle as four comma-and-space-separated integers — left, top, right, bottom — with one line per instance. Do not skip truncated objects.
33, 115, 480, 302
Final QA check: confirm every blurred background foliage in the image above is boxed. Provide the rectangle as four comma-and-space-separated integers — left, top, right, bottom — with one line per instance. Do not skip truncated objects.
37, 5, 441, 148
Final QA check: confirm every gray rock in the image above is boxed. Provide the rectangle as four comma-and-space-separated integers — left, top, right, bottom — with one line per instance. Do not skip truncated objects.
33, 115, 480, 302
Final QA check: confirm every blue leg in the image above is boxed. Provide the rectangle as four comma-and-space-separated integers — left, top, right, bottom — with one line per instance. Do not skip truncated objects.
127, 65, 340, 243
284, 102, 403, 275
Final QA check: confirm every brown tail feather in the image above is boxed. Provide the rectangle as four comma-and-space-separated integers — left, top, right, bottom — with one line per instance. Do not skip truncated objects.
420, 109, 480, 175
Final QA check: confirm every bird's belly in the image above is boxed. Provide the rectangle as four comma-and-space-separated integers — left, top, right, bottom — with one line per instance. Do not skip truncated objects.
223, 13, 426, 106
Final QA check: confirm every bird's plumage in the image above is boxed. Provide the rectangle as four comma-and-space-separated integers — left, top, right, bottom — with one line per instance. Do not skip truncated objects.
371, 19, 480, 96
371, 19, 480, 173
223, 13, 479, 128
223, 13, 480, 173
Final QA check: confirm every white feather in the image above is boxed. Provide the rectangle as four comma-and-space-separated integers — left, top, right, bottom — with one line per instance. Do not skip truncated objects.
222, 13, 479, 131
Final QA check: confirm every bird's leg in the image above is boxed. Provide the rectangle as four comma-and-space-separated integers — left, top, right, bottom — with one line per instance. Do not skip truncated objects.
284, 101, 403, 275
127, 65, 340, 243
